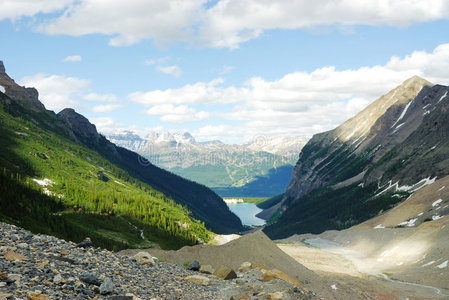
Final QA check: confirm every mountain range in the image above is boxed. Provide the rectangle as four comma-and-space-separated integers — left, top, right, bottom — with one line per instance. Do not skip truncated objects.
263, 75, 449, 238
0, 61, 242, 250
107, 130, 309, 197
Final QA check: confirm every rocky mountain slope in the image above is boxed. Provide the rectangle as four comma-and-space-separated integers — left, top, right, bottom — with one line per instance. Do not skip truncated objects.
107, 130, 309, 197
1, 221, 323, 299
264, 76, 449, 237
0, 61, 242, 250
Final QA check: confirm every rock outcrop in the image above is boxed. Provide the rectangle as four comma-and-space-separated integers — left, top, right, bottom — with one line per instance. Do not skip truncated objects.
0, 61, 45, 112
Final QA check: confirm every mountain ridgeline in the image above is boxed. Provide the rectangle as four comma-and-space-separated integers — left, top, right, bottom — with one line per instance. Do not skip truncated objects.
0, 61, 242, 250
107, 131, 309, 197
264, 76, 449, 238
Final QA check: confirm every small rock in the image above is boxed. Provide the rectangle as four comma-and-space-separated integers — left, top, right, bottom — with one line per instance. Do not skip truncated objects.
263, 270, 277, 282
79, 272, 101, 286
7, 274, 20, 282
53, 274, 62, 284
267, 291, 283, 299
133, 252, 155, 266
238, 261, 252, 272
213, 266, 237, 280
184, 275, 210, 286
100, 277, 114, 295
0, 292, 13, 299
199, 264, 214, 274
27, 291, 51, 300
187, 260, 200, 271
76, 238, 93, 248
17, 242, 28, 248
4, 251, 25, 262
108, 296, 133, 300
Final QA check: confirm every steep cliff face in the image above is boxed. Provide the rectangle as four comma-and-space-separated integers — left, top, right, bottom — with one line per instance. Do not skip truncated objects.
264, 76, 449, 238
0, 61, 45, 112
284, 76, 434, 206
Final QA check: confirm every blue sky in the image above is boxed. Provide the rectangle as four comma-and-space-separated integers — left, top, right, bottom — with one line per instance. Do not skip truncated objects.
1, 0, 449, 143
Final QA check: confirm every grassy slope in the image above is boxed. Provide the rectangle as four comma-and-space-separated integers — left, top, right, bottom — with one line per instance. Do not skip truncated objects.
0, 96, 212, 250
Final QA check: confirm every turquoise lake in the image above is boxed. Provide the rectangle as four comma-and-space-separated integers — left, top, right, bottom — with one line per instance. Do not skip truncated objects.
227, 203, 266, 226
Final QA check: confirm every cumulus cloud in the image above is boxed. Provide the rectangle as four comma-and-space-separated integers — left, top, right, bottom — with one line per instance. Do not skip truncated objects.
18, 74, 123, 114
131, 43, 449, 141
156, 65, 182, 78
62, 55, 82, 62
27, 0, 449, 48
0, 0, 74, 21
91, 104, 122, 113
18, 74, 89, 112
90, 117, 120, 132
84, 93, 119, 102
129, 78, 243, 105
146, 104, 210, 123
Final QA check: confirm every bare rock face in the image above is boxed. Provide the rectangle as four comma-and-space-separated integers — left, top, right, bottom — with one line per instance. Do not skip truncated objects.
0, 61, 45, 111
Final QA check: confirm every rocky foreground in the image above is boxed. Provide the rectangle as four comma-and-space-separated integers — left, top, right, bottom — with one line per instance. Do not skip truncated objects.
0, 222, 314, 299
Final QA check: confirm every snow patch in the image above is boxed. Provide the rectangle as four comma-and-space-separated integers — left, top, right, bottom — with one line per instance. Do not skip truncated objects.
376, 177, 436, 197
438, 91, 448, 103
0, 85, 5, 93
374, 224, 385, 229
438, 186, 445, 191
422, 261, 435, 267
398, 218, 418, 227
33, 178, 55, 187
431, 145, 437, 150
346, 128, 358, 140
436, 260, 448, 269
391, 100, 413, 128
432, 215, 443, 221
331, 284, 338, 290
423, 110, 431, 116
432, 199, 443, 207
114, 180, 125, 186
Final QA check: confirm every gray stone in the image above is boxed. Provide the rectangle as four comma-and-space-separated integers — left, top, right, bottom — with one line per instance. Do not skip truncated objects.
100, 277, 114, 295
53, 274, 63, 284
187, 260, 200, 271
199, 264, 214, 274
79, 272, 101, 286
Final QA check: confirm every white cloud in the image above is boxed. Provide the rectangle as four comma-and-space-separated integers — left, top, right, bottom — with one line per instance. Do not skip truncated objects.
29, 0, 449, 48
146, 104, 209, 123
0, 0, 74, 21
18, 74, 89, 112
131, 43, 449, 140
129, 78, 244, 105
90, 117, 120, 132
91, 104, 122, 113
18, 74, 122, 114
156, 65, 182, 78
62, 55, 82, 62
84, 93, 119, 102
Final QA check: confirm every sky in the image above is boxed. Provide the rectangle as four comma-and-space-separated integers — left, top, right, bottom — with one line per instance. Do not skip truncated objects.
1, 0, 449, 143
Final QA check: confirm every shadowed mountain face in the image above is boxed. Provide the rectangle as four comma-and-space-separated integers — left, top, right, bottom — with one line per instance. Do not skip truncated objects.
0, 61, 243, 236
265, 76, 449, 238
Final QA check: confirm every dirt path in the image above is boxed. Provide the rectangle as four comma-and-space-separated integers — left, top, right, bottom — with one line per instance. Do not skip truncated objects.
278, 238, 449, 299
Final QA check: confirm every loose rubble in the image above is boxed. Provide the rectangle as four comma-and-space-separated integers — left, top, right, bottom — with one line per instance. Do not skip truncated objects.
0, 222, 316, 299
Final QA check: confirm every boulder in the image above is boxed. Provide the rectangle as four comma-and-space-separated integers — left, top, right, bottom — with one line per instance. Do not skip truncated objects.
199, 264, 214, 274
100, 277, 114, 295
267, 292, 283, 299
184, 275, 210, 286
79, 272, 101, 286
186, 260, 200, 271
238, 261, 252, 272
133, 252, 155, 266
76, 238, 93, 248
213, 266, 237, 280
262, 269, 301, 289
